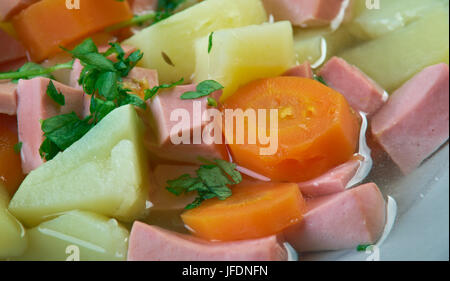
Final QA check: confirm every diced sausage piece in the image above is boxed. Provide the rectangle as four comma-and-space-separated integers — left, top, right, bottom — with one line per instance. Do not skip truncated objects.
68, 59, 84, 90
145, 84, 227, 164
0, 0, 37, 21
0, 82, 17, 115
128, 222, 288, 261
149, 165, 197, 211
284, 183, 386, 252
122, 66, 159, 98
128, 0, 158, 14
371, 63, 449, 174
0, 29, 27, 65
283, 62, 314, 79
318, 57, 387, 115
0, 57, 28, 72
79, 66, 159, 117
262, 0, 350, 27
17, 77, 85, 173
298, 159, 360, 197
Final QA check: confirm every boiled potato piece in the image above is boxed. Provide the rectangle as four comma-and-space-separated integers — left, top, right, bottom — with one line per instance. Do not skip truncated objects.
9, 105, 150, 227
15, 211, 129, 261
194, 21, 296, 101
340, 9, 449, 92
348, 0, 448, 40
0, 184, 27, 259
124, 0, 267, 84
294, 26, 357, 68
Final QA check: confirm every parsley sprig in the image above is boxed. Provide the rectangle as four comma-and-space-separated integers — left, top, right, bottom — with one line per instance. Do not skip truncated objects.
106, 0, 187, 32
167, 159, 242, 209
0, 61, 74, 83
39, 39, 148, 161
180, 80, 223, 100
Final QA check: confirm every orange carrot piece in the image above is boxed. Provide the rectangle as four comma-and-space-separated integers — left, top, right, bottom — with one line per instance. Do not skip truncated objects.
181, 181, 306, 241
12, 0, 133, 61
223, 76, 360, 182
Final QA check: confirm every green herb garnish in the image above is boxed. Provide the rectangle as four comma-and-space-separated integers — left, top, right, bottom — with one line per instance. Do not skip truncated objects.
0, 61, 74, 83
14, 142, 22, 154
207, 97, 218, 107
39, 39, 148, 161
106, 0, 187, 32
357, 244, 374, 252
144, 78, 184, 100
314, 75, 328, 86
154, 0, 187, 23
46, 81, 65, 106
167, 159, 242, 209
180, 80, 223, 100
208, 32, 214, 53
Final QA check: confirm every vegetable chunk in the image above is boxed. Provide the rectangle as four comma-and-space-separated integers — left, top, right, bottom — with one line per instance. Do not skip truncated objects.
0, 184, 27, 259
9, 105, 150, 227
223, 77, 360, 182
128, 222, 288, 261
124, 0, 267, 84
181, 181, 306, 241
340, 9, 449, 92
348, 0, 448, 40
12, 0, 133, 61
194, 21, 295, 101
15, 210, 129, 261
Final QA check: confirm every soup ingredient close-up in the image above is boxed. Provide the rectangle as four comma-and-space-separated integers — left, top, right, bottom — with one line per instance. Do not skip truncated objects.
0, 0, 448, 261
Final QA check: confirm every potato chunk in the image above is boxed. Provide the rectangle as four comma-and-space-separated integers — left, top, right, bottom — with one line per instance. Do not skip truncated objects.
15, 211, 129, 261
9, 105, 150, 227
294, 26, 356, 68
194, 21, 296, 101
0, 184, 27, 259
124, 0, 267, 84
348, 0, 448, 40
340, 9, 449, 92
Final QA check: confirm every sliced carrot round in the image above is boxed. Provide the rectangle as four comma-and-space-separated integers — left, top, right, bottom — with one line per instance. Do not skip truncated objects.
223, 76, 360, 182
0, 114, 24, 196
181, 181, 306, 241
12, 0, 133, 61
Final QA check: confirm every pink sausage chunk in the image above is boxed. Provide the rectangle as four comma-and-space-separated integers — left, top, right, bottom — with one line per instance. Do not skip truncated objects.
145, 84, 226, 165
0, 29, 27, 65
318, 57, 387, 115
0, 82, 17, 115
371, 63, 449, 174
283, 62, 314, 79
262, 0, 349, 27
0, 0, 37, 21
130, 0, 158, 14
149, 165, 197, 211
128, 222, 288, 261
17, 78, 85, 174
298, 159, 360, 197
284, 183, 386, 252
